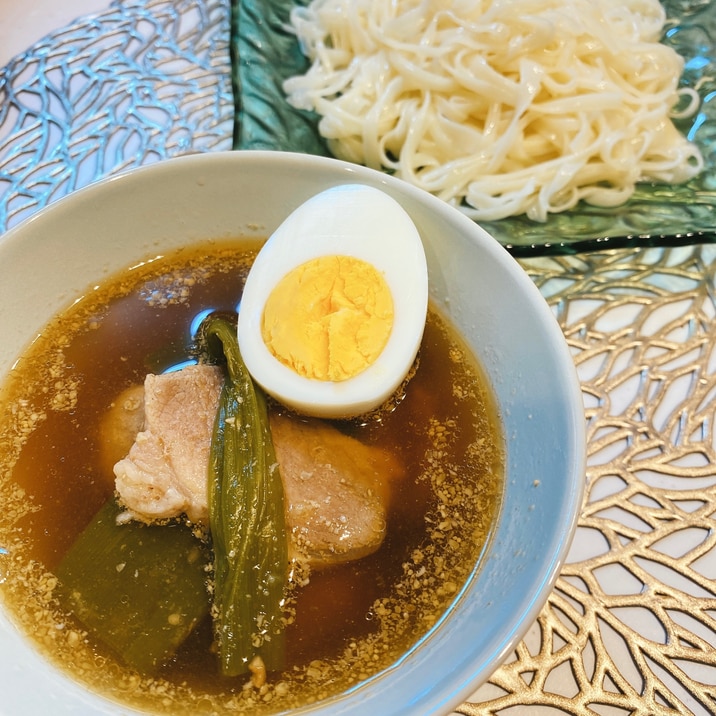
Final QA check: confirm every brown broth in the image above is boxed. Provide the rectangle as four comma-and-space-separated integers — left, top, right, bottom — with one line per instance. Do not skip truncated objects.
0, 240, 504, 714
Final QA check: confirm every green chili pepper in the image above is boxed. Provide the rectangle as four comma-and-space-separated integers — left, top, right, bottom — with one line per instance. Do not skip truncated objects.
200, 314, 288, 678
55, 497, 211, 673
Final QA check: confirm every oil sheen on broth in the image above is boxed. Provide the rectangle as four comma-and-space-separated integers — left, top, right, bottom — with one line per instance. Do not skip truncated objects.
0, 240, 503, 715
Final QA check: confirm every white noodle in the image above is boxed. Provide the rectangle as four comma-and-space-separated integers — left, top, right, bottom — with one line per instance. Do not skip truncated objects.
283, 0, 704, 221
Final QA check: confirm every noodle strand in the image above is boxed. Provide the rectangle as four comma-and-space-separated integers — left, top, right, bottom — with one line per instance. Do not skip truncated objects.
283, 0, 703, 221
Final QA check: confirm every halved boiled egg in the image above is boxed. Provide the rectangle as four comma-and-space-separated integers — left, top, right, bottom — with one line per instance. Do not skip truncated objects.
237, 184, 428, 419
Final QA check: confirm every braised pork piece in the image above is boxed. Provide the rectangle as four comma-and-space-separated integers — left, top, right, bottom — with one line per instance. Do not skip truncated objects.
110, 364, 403, 566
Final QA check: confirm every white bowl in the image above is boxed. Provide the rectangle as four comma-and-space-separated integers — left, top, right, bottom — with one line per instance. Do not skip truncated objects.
0, 151, 585, 715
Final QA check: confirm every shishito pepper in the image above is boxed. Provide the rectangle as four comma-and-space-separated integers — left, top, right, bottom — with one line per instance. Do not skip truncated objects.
199, 313, 288, 678
55, 497, 211, 673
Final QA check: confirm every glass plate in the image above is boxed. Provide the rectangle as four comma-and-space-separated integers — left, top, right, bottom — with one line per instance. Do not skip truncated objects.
231, 0, 716, 255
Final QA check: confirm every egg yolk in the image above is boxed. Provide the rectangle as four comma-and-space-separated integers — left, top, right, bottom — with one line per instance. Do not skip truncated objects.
261, 255, 394, 382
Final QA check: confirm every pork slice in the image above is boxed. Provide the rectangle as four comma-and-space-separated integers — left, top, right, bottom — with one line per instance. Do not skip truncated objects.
269, 412, 401, 566
113, 364, 223, 523
112, 365, 403, 565
99, 384, 145, 483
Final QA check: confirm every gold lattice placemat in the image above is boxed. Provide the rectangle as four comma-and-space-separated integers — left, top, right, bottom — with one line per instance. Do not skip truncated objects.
463, 245, 716, 716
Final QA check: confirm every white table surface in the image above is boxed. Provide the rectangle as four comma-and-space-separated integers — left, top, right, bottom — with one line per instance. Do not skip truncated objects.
0, 0, 111, 67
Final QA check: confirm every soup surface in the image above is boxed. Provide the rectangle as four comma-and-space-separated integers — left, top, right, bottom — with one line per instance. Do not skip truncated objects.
0, 240, 503, 714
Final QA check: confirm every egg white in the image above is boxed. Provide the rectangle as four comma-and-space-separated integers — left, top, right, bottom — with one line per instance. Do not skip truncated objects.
237, 184, 428, 419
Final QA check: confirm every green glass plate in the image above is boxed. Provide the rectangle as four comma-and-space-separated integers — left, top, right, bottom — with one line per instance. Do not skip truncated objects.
231, 0, 716, 255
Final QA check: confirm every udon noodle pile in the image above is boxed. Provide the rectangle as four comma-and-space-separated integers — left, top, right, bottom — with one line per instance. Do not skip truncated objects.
283, 0, 703, 221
